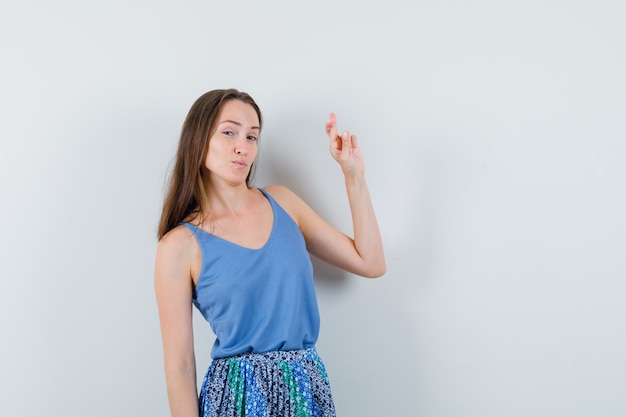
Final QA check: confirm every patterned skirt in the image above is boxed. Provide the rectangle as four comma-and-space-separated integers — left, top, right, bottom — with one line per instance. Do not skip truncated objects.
199, 347, 336, 417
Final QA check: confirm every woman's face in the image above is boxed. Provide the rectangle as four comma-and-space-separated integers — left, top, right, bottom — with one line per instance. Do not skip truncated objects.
204, 99, 260, 186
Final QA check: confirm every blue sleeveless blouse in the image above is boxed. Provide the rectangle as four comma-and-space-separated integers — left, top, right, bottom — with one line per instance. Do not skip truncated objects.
182, 188, 320, 359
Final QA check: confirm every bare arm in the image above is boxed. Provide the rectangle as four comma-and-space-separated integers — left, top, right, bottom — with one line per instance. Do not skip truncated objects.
266, 113, 385, 278
154, 227, 200, 417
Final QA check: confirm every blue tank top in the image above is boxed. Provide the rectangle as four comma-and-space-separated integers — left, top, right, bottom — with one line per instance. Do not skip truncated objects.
182, 188, 320, 359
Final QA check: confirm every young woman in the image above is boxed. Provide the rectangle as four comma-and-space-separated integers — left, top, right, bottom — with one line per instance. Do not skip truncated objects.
155, 88, 385, 417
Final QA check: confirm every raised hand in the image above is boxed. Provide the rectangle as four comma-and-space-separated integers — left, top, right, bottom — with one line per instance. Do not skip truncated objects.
325, 112, 364, 177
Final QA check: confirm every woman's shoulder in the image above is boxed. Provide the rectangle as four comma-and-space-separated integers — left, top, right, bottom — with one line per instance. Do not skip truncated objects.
156, 223, 201, 280
263, 185, 301, 209
262, 185, 313, 227
263, 184, 292, 199
157, 223, 199, 256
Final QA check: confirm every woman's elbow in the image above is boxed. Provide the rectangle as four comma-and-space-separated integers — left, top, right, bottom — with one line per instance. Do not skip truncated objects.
362, 261, 386, 278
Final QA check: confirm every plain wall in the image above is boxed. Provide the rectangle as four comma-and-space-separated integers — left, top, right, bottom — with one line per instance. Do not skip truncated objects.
1, 0, 625, 416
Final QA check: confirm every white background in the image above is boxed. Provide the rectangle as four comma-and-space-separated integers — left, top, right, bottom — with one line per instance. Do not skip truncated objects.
1, 1, 625, 416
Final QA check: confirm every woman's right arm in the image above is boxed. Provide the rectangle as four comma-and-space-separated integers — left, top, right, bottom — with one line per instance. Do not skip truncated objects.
154, 226, 200, 417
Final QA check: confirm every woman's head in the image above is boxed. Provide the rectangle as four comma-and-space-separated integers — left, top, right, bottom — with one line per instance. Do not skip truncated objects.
158, 89, 263, 239
180, 89, 263, 183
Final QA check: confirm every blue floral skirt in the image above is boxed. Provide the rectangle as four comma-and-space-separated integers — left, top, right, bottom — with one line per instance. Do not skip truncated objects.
199, 347, 336, 417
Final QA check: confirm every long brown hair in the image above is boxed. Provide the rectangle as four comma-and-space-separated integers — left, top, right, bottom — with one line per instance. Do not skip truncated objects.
157, 89, 263, 240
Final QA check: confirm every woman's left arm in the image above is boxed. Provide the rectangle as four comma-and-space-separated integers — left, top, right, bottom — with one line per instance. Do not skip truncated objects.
267, 113, 386, 278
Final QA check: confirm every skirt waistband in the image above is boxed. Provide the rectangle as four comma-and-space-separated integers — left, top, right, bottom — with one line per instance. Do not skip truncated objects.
214, 346, 320, 364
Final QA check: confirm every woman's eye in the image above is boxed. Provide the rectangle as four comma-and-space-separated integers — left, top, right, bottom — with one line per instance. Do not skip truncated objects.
247, 135, 258, 141
223, 130, 234, 136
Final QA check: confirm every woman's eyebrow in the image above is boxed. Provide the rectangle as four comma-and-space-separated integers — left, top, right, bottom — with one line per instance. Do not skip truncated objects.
219, 120, 260, 130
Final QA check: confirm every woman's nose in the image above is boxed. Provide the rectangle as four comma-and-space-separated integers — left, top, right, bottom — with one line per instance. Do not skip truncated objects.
235, 139, 249, 154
